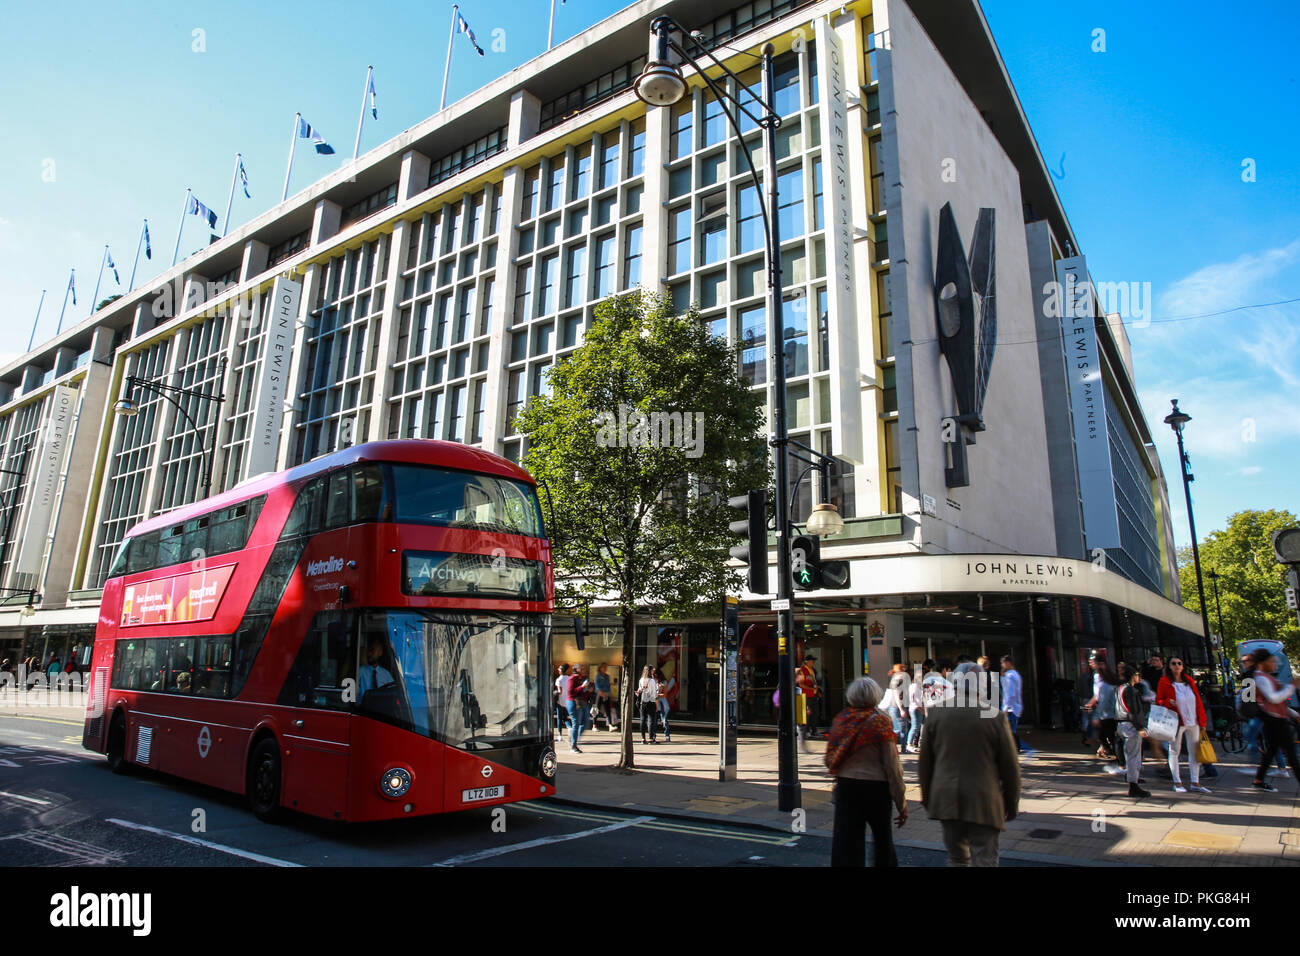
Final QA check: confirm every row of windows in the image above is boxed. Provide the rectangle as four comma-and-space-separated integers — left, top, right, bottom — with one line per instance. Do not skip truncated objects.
341, 182, 399, 229
110, 495, 267, 578
111, 635, 233, 698
429, 127, 508, 187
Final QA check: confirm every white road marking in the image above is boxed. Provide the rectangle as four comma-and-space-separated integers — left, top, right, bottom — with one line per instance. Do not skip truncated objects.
0, 790, 53, 807
0, 831, 122, 866
106, 818, 304, 867
429, 814, 657, 867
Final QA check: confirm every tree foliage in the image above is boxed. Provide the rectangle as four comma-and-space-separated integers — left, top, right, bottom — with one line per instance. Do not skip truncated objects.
517, 290, 769, 767
1177, 509, 1300, 660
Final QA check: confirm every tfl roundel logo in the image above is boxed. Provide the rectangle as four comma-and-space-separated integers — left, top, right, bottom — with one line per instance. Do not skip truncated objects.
480, 765, 493, 779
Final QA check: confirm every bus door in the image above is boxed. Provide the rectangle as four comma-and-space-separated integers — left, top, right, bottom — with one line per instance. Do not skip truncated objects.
279, 610, 354, 820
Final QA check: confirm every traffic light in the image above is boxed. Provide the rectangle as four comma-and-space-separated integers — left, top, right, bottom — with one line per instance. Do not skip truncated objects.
791, 534, 851, 590
727, 489, 769, 594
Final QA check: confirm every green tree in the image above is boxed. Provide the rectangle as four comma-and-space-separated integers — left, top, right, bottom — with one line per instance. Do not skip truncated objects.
1177, 509, 1300, 660
517, 291, 768, 769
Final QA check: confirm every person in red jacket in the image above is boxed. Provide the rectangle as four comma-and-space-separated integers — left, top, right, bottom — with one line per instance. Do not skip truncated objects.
1155, 658, 1210, 794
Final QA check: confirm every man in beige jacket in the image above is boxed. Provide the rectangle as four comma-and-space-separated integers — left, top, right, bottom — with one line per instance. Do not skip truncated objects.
917, 663, 1021, 866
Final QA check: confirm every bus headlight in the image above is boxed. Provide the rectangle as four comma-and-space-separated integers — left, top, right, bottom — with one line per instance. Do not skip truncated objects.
380, 767, 412, 798
539, 749, 557, 779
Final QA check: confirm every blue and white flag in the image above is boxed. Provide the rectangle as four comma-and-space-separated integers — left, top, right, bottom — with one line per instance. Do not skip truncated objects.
457, 10, 485, 55
69, 270, 76, 306
188, 194, 219, 230
106, 248, 120, 285
238, 158, 250, 198
368, 74, 378, 119
144, 221, 152, 260
298, 116, 336, 155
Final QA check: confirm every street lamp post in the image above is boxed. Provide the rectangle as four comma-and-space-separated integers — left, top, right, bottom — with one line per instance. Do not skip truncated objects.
1208, 568, 1224, 640
635, 18, 802, 811
114, 357, 228, 499
1164, 399, 1214, 671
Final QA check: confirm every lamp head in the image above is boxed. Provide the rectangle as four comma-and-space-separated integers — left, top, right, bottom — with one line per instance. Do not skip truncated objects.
635, 16, 687, 107
114, 397, 140, 417
1163, 398, 1191, 433
805, 502, 844, 537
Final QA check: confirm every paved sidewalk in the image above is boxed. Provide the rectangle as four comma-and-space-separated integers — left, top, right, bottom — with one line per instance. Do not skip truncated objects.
551, 724, 1300, 866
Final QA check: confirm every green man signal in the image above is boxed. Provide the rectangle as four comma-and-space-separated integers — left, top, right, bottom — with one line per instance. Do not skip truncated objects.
791, 534, 850, 591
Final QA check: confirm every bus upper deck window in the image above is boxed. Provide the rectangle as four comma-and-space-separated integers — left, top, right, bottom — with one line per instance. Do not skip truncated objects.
351, 464, 387, 522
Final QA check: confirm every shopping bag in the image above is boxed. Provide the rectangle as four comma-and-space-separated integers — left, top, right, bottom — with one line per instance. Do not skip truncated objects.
1146, 705, 1179, 742
1196, 734, 1218, 765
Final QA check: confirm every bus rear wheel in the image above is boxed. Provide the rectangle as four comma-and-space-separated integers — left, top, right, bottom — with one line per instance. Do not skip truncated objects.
106, 713, 129, 775
247, 738, 282, 822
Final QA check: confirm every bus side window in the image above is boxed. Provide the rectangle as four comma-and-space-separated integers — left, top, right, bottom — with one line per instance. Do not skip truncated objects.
325, 470, 351, 528
140, 640, 168, 692
168, 638, 194, 694
129, 531, 160, 574
351, 464, 387, 522
281, 478, 325, 539
181, 517, 209, 564
277, 612, 356, 710
193, 636, 233, 698
158, 525, 184, 568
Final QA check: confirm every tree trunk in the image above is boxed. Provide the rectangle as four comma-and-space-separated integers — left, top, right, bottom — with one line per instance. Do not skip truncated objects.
617, 609, 636, 769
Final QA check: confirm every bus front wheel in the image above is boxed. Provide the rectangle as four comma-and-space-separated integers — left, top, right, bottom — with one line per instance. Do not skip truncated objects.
106, 713, 129, 775
247, 738, 282, 822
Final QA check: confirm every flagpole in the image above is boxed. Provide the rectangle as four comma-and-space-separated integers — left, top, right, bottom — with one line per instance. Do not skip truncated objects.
56, 270, 74, 336
354, 66, 373, 160
129, 220, 146, 291
441, 5, 458, 111
91, 244, 108, 316
548, 0, 556, 48
173, 188, 192, 267
283, 112, 301, 201
223, 152, 242, 238
27, 290, 46, 352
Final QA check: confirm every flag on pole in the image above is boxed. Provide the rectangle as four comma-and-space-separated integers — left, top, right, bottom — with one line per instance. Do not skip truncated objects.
144, 221, 152, 259
188, 194, 219, 229
368, 73, 378, 119
238, 158, 251, 198
457, 10, 485, 55
298, 116, 336, 154
69, 271, 76, 306
107, 249, 120, 285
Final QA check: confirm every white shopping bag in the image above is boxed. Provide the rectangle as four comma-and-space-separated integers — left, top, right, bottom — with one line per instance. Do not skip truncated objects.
1146, 704, 1179, 742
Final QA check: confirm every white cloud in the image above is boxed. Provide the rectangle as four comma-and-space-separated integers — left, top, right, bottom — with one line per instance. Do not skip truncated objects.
1158, 238, 1300, 317
1239, 466, 1263, 476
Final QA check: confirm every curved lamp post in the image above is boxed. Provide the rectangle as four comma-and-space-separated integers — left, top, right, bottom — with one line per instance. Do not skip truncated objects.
634, 18, 827, 811
1164, 399, 1214, 674
115, 357, 227, 499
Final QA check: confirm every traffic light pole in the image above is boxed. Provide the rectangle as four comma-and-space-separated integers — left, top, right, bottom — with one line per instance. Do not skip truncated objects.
761, 48, 800, 814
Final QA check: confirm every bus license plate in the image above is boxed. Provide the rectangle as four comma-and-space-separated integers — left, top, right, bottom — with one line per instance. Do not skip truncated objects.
462, 785, 505, 803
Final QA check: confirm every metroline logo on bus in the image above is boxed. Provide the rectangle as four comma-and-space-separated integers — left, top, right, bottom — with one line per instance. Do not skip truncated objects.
120, 565, 235, 627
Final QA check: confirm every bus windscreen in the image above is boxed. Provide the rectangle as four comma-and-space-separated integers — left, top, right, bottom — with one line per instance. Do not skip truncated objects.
389, 465, 544, 537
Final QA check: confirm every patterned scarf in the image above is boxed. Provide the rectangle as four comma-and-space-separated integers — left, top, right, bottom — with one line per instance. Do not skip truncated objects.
824, 707, 896, 773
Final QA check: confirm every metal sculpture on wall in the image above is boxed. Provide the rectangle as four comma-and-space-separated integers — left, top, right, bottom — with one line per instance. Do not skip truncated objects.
933, 202, 997, 487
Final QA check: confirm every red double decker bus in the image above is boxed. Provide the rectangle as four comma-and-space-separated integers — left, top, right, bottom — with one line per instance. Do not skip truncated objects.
82, 439, 556, 822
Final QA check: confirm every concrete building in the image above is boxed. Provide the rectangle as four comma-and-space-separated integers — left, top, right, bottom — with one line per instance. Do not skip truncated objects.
0, 0, 1203, 728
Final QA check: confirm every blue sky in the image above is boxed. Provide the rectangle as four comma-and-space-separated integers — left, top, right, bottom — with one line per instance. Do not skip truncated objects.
0, 0, 1296, 542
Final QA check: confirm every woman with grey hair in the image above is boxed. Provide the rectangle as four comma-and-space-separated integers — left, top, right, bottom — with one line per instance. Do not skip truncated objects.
825, 676, 907, 866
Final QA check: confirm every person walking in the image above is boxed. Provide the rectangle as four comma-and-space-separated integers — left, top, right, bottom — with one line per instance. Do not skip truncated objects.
566, 665, 593, 753
1249, 648, 1300, 792
657, 668, 674, 742
1000, 655, 1026, 755
1088, 659, 1124, 773
825, 677, 906, 867
906, 662, 928, 754
917, 662, 1021, 867
881, 663, 910, 744
1115, 662, 1152, 799
554, 664, 571, 734
594, 663, 616, 731
636, 666, 660, 744
1156, 657, 1210, 794
796, 654, 822, 750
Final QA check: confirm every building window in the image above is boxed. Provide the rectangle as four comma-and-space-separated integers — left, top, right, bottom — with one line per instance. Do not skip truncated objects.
538, 254, 559, 316
883, 418, 901, 514
594, 233, 616, 298
544, 159, 565, 212
738, 184, 763, 254
522, 166, 541, 220
514, 263, 533, 324
668, 206, 691, 276
599, 131, 621, 190
670, 102, 694, 161
566, 245, 588, 308
571, 146, 592, 201
623, 224, 643, 289
777, 166, 804, 240
739, 303, 766, 385
340, 182, 398, 228
629, 120, 647, 177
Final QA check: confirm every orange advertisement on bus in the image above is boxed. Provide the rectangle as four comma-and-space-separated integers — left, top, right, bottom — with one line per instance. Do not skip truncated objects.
120, 564, 236, 627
